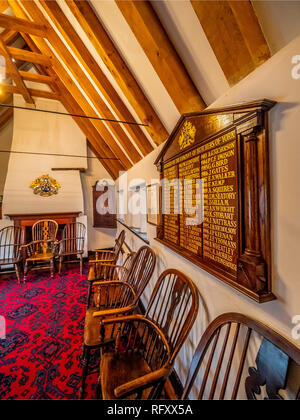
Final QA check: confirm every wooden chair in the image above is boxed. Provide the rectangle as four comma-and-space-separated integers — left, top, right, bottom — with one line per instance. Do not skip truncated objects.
21, 220, 58, 283
89, 229, 125, 267
57, 222, 86, 275
96, 269, 199, 400
87, 229, 126, 305
182, 313, 300, 400
0, 226, 22, 283
80, 246, 156, 399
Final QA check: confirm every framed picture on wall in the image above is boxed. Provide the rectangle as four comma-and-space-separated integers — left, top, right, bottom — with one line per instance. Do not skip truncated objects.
147, 183, 160, 226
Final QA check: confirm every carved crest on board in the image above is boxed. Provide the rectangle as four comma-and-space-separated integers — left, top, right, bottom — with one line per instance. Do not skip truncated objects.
30, 174, 61, 197
178, 121, 196, 150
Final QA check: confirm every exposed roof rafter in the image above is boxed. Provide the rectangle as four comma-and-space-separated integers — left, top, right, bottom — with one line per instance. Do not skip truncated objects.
0, 35, 34, 104
116, 0, 206, 114
17, 0, 134, 170
0, 12, 47, 37
65, 0, 169, 145
40, 0, 154, 157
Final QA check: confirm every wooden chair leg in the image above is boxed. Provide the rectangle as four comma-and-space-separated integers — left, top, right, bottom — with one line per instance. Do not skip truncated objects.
95, 375, 102, 400
50, 258, 54, 279
80, 255, 83, 275
59, 257, 62, 274
15, 263, 20, 284
23, 260, 28, 284
80, 345, 91, 399
87, 282, 93, 308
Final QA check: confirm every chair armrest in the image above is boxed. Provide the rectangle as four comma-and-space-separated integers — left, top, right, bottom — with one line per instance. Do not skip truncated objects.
92, 281, 136, 316
93, 264, 128, 271
91, 278, 132, 287
21, 239, 57, 257
114, 366, 171, 399
87, 264, 127, 282
101, 315, 171, 353
93, 248, 114, 252
89, 258, 115, 264
93, 304, 136, 318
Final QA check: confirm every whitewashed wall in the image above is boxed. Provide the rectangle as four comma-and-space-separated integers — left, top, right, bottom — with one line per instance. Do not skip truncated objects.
80, 147, 116, 250
2, 96, 86, 216
116, 36, 300, 390
1, 96, 115, 250
0, 116, 13, 196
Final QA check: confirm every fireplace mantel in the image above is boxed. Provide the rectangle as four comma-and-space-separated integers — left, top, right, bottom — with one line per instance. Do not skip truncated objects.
6, 212, 82, 244
6, 212, 81, 226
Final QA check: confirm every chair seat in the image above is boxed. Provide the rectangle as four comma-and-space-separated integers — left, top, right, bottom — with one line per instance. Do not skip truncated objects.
84, 307, 115, 347
59, 250, 83, 257
27, 252, 54, 261
100, 352, 152, 400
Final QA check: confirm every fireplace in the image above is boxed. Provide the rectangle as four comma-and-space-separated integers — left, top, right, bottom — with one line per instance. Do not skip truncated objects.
6, 212, 81, 244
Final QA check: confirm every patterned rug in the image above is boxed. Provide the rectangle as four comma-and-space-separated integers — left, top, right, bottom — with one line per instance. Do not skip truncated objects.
0, 267, 99, 400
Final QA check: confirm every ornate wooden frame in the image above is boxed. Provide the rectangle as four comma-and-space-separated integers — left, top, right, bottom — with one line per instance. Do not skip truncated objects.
154, 100, 276, 303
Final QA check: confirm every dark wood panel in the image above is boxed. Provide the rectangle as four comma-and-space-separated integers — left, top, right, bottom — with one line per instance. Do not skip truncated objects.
93, 184, 117, 229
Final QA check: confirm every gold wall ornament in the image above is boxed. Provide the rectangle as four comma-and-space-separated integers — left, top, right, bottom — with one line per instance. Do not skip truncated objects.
30, 174, 61, 197
178, 121, 196, 150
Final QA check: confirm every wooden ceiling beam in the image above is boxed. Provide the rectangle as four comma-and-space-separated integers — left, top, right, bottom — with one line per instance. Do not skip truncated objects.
0, 83, 60, 100
66, 0, 168, 145
17, 0, 133, 170
8, 0, 128, 176
1, 29, 19, 45
7, 46, 52, 66
228, 1, 271, 68
116, 0, 205, 114
190, 0, 270, 85
0, 12, 47, 37
38, 0, 141, 165
0, 91, 12, 104
18, 70, 54, 85
40, 0, 153, 157
0, 107, 13, 129
0, 36, 34, 104
20, 32, 53, 80
0, 1, 8, 14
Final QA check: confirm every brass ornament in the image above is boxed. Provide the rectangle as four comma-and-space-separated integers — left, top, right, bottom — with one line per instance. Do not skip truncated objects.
178, 121, 196, 150
30, 174, 61, 197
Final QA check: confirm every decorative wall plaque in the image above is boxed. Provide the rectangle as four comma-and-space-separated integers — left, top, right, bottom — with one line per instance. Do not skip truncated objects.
30, 174, 61, 197
155, 100, 276, 303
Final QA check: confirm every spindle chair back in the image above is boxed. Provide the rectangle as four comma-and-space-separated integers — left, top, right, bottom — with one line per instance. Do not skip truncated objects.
98, 269, 199, 399
182, 313, 300, 400
0, 226, 22, 282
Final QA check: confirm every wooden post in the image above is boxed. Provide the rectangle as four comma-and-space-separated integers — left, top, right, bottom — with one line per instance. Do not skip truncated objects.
237, 128, 267, 293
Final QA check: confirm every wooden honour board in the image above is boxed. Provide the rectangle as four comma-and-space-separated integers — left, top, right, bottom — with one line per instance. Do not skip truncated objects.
155, 100, 276, 303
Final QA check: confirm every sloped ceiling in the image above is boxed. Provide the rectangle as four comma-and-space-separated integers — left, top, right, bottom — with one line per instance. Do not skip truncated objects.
0, 0, 299, 178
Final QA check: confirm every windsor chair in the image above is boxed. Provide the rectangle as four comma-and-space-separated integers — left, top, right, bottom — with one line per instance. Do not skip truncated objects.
87, 229, 126, 304
57, 222, 86, 275
182, 313, 300, 400
0, 226, 22, 283
97, 269, 199, 400
80, 246, 156, 399
90, 229, 125, 265
21, 220, 58, 282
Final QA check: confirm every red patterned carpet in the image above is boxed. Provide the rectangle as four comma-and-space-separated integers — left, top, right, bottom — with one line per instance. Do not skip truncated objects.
0, 267, 98, 400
